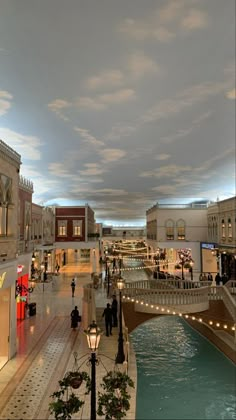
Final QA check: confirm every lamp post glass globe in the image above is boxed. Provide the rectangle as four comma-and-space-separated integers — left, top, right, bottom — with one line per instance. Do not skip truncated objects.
85, 321, 101, 352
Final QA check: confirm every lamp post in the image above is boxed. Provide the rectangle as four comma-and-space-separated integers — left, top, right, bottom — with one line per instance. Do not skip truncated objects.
118, 254, 122, 276
116, 277, 125, 364
189, 261, 194, 281
84, 321, 101, 420
180, 254, 185, 280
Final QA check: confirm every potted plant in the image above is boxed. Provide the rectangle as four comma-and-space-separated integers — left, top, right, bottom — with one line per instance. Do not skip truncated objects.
64, 370, 90, 389
49, 370, 91, 420
97, 371, 134, 420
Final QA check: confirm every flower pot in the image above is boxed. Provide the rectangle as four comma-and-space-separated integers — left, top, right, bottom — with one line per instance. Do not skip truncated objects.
70, 377, 83, 389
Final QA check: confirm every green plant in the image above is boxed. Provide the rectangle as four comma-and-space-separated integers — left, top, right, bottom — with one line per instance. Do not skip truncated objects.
97, 371, 134, 420
184, 262, 191, 269
49, 370, 91, 420
175, 264, 181, 269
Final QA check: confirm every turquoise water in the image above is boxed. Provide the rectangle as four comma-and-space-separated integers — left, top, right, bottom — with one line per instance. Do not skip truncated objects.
130, 317, 236, 419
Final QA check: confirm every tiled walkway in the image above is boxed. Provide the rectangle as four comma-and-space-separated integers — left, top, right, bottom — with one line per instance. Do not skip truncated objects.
0, 262, 137, 420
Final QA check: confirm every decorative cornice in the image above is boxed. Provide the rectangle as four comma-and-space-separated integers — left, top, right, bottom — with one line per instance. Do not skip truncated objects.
0, 139, 21, 167
19, 175, 34, 193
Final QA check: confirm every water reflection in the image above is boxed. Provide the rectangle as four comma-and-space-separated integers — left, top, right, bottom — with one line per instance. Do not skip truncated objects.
131, 316, 236, 419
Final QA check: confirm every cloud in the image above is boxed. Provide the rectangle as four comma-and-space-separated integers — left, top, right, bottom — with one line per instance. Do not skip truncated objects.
158, 1, 186, 23
226, 88, 236, 99
79, 163, 107, 176
85, 70, 124, 90
100, 89, 135, 105
74, 126, 105, 146
118, 1, 208, 42
118, 18, 175, 42
100, 148, 126, 162
91, 188, 129, 197
154, 153, 170, 161
181, 9, 208, 30
0, 90, 13, 116
127, 52, 159, 78
76, 96, 106, 110
0, 127, 42, 160
48, 162, 75, 178
140, 164, 192, 178
142, 81, 228, 123
76, 89, 135, 110
48, 99, 71, 120
105, 123, 137, 141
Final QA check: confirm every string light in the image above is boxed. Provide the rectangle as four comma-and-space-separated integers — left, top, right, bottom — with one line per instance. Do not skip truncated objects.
123, 296, 234, 331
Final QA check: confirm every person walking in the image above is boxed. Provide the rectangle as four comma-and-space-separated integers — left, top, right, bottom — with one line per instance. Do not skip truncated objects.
70, 306, 80, 330
207, 273, 213, 283
111, 295, 118, 327
215, 272, 221, 286
102, 303, 113, 337
71, 278, 76, 297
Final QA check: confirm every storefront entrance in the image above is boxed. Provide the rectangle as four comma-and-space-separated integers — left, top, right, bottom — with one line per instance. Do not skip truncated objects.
0, 287, 10, 370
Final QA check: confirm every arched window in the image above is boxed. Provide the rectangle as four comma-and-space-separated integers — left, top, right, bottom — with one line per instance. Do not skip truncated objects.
228, 218, 232, 238
0, 174, 13, 236
221, 219, 225, 238
165, 219, 174, 240
177, 219, 185, 240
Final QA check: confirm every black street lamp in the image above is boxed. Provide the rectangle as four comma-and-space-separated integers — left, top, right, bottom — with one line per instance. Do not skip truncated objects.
116, 277, 125, 364
190, 261, 194, 281
106, 259, 111, 298
118, 254, 122, 276
180, 254, 185, 280
84, 321, 102, 420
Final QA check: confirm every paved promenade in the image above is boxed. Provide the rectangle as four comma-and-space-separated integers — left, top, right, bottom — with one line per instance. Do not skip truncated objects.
0, 262, 136, 420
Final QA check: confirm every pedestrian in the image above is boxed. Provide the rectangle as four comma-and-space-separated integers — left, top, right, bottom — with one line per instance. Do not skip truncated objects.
70, 306, 80, 330
71, 278, 76, 297
202, 273, 207, 282
215, 272, 221, 286
207, 272, 213, 282
102, 303, 113, 337
222, 273, 228, 285
111, 294, 118, 327
199, 273, 203, 281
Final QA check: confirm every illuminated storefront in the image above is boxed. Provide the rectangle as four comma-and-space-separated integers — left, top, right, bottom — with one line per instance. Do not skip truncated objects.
0, 262, 18, 370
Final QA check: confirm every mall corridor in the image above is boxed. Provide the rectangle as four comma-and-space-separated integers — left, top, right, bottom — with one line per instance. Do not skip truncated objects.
0, 262, 136, 420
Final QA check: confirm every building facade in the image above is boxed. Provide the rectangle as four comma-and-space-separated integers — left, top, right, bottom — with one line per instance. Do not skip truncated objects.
146, 202, 210, 276
54, 205, 98, 268
207, 197, 236, 278
0, 139, 21, 368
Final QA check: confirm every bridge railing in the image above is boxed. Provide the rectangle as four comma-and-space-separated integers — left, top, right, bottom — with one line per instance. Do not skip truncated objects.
208, 285, 236, 322
124, 286, 209, 307
126, 279, 212, 290
225, 280, 236, 296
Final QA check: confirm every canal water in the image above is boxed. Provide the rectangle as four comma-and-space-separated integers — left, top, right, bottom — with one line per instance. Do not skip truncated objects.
131, 316, 236, 419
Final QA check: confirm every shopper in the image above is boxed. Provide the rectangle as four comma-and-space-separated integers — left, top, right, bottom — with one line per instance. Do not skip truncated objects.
102, 303, 113, 337
71, 278, 76, 297
70, 306, 80, 330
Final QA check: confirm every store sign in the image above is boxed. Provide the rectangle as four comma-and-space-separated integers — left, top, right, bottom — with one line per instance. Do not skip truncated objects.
201, 243, 215, 250
0, 272, 6, 288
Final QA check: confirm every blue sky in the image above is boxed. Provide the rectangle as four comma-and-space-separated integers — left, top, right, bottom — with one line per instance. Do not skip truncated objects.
0, 0, 235, 225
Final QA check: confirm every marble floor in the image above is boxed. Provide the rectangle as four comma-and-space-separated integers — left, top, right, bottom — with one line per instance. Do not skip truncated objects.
0, 262, 137, 419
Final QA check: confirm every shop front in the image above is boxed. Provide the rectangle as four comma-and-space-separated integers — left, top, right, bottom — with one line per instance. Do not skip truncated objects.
16, 264, 29, 321
200, 242, 218, 276
0, 261, 18, 370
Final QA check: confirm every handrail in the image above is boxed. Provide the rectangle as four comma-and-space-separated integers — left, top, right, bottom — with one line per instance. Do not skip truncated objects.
209, 286, 236, 322
124, 280, 236, 321
126, 279, 212, 290
124, 285, 209, 307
